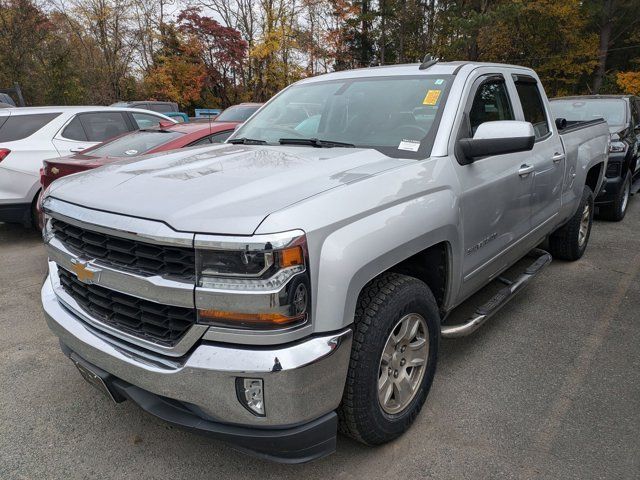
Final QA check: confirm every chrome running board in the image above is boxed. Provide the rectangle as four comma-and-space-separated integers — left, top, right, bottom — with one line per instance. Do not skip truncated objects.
441, 249, 552, 338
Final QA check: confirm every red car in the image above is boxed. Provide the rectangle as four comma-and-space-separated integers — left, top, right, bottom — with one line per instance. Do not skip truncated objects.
40, 121, 239, 192
37, 121, 238, 228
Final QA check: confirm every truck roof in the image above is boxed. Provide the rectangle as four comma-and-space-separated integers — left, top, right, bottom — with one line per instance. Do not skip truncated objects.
552, 95, 636, 101
299, 61, 536, 84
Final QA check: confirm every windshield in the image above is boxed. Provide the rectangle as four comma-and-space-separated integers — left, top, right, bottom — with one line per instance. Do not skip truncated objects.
88, 129, 183, 157
216, 105, 260, 122
550, 99, 627, 127
231, 75, 452, 157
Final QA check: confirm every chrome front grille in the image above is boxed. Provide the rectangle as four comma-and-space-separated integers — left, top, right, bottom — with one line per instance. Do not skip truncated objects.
58, 266, 196, 346
51, 218, 195, 280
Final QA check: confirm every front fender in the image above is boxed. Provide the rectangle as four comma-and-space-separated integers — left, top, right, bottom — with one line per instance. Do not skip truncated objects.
314, 191, 460, 331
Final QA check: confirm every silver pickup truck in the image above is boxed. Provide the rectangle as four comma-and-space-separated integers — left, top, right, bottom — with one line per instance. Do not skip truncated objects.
40, 61, 609, 463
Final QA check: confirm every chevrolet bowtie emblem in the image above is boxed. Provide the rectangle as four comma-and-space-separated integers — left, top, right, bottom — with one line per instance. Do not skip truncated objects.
70, 259, 100, 284
51, 167, 59, 175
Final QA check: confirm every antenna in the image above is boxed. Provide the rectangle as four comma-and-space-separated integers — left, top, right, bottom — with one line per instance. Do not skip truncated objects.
419, 54, 439, 70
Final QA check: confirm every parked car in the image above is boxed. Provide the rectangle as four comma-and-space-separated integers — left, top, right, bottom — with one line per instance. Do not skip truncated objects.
40, 62, 608, 463
0, 106, 175, 226
550, 95, 640, 221
212, 102, 263, 122
40, 121, 239, 193
110, 100, 179, 114
163, 112, 189, 123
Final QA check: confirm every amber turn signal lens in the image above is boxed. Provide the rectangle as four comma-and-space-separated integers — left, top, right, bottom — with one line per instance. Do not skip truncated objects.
279, 246, 303, 268
198, 309, 304, 326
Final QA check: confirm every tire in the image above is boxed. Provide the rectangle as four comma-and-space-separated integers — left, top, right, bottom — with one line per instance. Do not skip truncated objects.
337, 273, 440, 445
598, 170, 631, 222
548, 185, 594, 261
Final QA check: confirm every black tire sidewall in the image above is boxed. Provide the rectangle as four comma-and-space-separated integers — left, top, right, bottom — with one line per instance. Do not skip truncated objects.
616, 172, 631, 219
353, 279, 440, 443
576, 187, 594, 258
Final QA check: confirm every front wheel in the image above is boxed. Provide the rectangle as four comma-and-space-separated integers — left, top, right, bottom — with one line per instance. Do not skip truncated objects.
337, 273, 440, 445
548, 185, 594, 261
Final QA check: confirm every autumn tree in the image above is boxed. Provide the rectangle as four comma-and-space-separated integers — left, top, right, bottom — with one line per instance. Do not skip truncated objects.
178, 7, 248, 105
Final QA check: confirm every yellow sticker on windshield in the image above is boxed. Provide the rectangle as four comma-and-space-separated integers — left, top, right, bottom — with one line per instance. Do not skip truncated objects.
423, 90, 441, 106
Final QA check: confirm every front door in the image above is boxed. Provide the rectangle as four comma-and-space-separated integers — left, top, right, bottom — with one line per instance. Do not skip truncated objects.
454, 73, 534, 298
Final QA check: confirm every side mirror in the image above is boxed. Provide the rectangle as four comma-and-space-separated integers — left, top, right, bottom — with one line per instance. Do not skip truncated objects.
555, 117, 567, 130
458, 121, 535, 165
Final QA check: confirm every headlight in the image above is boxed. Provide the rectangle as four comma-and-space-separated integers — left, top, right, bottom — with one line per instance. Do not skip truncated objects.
195, 230, 311, 329
609, 141, 626, 153
41, 194, 54, 242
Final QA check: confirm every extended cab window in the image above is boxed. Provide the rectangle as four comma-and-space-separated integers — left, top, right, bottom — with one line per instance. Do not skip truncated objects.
514, 76, 550, 139
468, 78, 514, 136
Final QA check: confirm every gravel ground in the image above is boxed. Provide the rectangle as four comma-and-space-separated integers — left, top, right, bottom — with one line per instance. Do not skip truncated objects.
1, 200, 638, 480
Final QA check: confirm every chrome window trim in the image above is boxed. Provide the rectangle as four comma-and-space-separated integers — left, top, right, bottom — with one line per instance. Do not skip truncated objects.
42, 197, 194, 247
45, 237, 195, 308
48, 261, 207, 357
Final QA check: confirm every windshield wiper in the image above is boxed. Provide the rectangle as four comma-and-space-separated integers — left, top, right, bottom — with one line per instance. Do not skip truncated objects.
278, 138, 355, 148
228, 137, 267, 145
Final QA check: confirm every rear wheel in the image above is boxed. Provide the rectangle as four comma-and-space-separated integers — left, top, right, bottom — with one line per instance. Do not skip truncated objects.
599, 170, 630, 222
548, 185, 594, 261
338, 273, 439, 445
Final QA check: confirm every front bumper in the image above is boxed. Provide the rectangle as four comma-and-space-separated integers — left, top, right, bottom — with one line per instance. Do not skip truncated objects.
42, 276, 353, 462
596, 175, 624, 205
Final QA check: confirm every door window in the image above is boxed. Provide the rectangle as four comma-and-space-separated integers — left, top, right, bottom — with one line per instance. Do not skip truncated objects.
514, 77, 550, 139
76, 112, 129, 142
188, 130, 234, 146
61, 116, 87, 141
132, 112, 164, 129
468, 79, 514, 136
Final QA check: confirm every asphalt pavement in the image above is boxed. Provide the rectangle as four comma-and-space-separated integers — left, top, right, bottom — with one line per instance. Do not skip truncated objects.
1, 200, 638, 479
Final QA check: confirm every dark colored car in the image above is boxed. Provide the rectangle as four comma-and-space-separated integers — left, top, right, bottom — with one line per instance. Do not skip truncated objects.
213, 103, 263, 123
551, 95, 640, 221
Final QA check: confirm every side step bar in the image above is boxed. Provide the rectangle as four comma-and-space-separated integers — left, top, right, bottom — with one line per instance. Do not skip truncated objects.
441, 249, 552, 338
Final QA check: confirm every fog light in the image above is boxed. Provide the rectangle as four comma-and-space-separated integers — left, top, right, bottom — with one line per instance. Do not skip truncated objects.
236, 378, 265, 416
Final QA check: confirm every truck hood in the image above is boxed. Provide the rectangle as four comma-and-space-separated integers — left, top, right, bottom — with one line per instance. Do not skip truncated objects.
48, 144, 409, 234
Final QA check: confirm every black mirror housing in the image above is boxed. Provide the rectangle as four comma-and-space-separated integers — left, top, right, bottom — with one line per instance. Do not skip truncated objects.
459, 135, 535, 164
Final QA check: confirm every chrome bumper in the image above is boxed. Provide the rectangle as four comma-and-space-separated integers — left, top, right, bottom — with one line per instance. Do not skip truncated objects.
42, 275, 352, 427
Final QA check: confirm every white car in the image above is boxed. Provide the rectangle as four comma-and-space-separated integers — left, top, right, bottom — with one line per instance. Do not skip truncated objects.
0, 106, 175, 226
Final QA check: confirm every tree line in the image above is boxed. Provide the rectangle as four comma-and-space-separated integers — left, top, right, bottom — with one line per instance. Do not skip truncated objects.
0, 0, 638, 111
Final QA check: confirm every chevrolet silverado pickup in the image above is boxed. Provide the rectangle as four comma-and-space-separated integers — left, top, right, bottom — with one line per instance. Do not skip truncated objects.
40, 61, 609, 463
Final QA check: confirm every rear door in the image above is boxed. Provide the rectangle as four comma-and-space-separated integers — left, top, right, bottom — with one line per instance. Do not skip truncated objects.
53, 111, 130, 156
453, 71, 534, 297
512, 75, 564, 230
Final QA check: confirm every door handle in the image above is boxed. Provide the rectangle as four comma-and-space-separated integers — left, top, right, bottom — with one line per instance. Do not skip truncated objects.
518, 164, 534, 177
70, 146, 88, 153
551, 152, 565, 163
